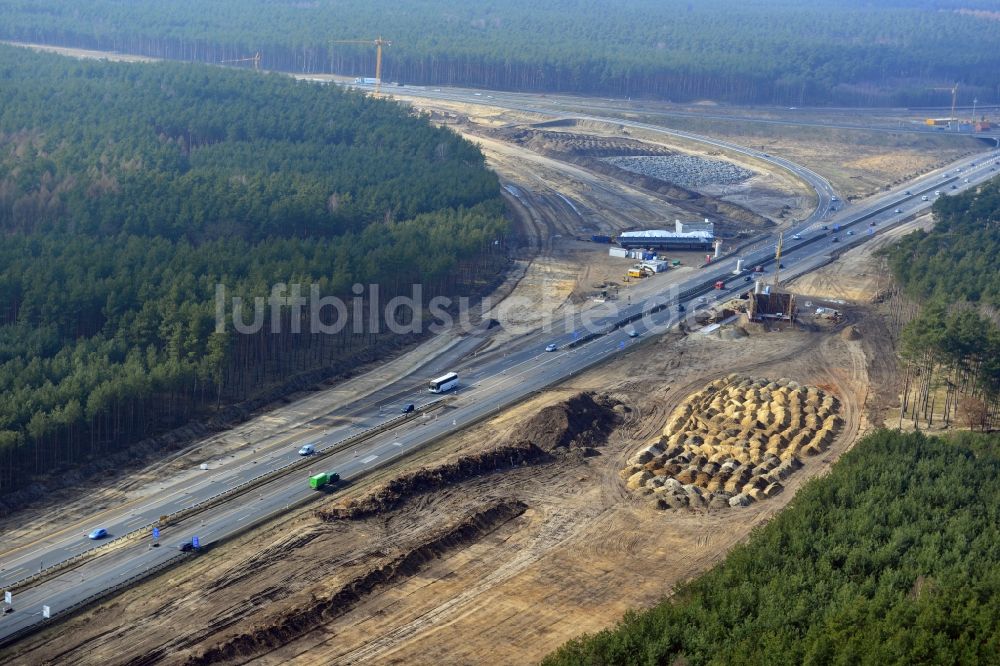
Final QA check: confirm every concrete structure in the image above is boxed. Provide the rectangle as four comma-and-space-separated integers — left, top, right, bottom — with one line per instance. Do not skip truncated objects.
674, 218, 714, 235
617, 219, 715, 251
748, 289, 796, 322
618, 228, 714, 251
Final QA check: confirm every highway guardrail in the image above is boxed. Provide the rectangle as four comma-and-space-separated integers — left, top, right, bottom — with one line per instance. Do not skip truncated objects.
3, 399, 444, 595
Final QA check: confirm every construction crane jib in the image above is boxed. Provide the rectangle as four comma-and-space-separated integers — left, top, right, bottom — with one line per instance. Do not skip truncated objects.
334, 36, 392, 93
772, 232, 784, 288
220, 51, 262, 71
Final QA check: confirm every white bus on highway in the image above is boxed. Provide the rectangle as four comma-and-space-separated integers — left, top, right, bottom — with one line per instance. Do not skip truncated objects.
429, 372, 459, 393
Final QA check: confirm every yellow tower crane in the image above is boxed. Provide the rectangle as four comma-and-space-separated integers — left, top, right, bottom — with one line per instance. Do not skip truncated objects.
950, 83, 959, 129
221, 51, 262, 71
333, 36, 392, 94
772, 232, 784, 288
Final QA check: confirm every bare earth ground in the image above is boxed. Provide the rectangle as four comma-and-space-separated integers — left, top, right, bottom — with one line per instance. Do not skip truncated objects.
405, 97, 812, 351
0, 40, 943, 666
7, 294, 899, 665
409, 96, 816, 229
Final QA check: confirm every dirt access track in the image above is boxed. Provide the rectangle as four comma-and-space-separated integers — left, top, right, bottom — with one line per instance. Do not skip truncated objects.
8, 287, 900, 664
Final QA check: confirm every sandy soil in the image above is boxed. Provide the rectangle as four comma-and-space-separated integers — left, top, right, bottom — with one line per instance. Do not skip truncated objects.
414, 99, 801, 352
5, 298, 895, 665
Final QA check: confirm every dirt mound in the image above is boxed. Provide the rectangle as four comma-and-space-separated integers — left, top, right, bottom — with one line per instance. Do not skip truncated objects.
622, 374, 842, 510
717, 326, 749, 341
517, 392, 623, 451
482, 124, 770, 233
317, 442, 548, 520
842, 326, 862, 341
186, 500, 527, 666
492, 126, 674, 158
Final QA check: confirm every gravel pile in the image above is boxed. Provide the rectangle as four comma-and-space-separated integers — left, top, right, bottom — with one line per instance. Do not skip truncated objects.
602, 155, 755, 188
621, 374, 842, 511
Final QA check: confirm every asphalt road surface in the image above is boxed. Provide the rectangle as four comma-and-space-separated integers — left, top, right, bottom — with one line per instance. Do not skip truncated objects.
0, 136, 996, 645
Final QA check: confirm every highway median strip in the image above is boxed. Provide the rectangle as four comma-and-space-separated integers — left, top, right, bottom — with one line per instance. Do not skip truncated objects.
3, 401, 445, 596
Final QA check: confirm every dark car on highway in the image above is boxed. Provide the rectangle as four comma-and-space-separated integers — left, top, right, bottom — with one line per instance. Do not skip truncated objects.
402, 403, 415, 413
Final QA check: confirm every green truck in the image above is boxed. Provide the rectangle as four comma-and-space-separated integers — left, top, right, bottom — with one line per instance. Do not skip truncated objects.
309, 471, 340, 489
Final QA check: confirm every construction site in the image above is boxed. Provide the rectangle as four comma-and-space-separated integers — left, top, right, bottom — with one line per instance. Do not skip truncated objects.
0, 42, 996, 666
922, 84, 993, 133
2, 259, 892, 664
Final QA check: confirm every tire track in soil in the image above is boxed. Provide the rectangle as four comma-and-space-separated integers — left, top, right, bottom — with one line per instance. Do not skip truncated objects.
10, 321, 872, 666
290, 327, 865, 666
311, 501, 604, 666
182, 501, 530, 666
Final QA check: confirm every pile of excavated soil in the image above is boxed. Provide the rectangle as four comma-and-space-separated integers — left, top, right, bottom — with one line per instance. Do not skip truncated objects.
516, 392, 623, 451
717, 325, 750, 341
490, 126, 674, 158
842, 326, 862, 341
188, 500, 528, 666
320, 392, 621, 521
317, 442, 547, 520
621, 374, 841, 510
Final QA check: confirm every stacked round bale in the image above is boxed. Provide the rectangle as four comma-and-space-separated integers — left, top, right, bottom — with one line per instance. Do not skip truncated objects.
621, 374, 841, 510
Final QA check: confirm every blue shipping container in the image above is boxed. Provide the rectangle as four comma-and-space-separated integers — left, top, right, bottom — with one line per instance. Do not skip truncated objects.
591, 235, 612, 243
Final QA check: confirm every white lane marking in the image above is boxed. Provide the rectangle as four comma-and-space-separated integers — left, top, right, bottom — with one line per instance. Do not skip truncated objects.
361, 454, 379, 464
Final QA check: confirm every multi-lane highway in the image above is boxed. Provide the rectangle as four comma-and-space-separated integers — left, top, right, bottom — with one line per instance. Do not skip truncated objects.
0, 99, 997, 643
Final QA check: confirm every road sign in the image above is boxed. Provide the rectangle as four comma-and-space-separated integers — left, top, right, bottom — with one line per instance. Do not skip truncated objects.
4, 591, 11, 604
152, 527, 159, 539
42, 605, 50, 619
192, 536, 200, 549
